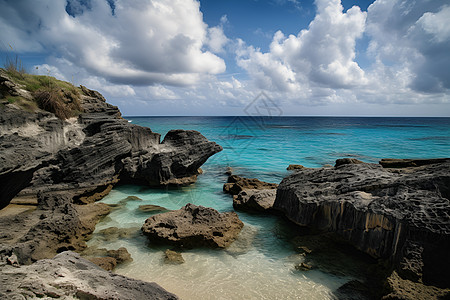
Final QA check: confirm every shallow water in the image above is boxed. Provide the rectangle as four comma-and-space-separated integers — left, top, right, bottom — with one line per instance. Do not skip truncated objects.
88, 116, 450, 299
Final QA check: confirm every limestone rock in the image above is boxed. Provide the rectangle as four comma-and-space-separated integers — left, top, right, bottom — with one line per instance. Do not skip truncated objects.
274, 161, 450, 288
379, 158, 450, 168
1, 82, 222, 208
89, 256, 117, 271
142, 203, 244, 248
223, 175, 278, 195
335, 158, 364, 167
164, 249, 185, 264
107, 247, 133, 264
287, 164, 305, 170
233, 189, 276, 212
0, 251, 178, 299
139, 204, 168, 213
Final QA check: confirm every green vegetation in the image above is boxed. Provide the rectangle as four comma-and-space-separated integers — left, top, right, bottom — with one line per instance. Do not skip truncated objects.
1, 65, 83, 119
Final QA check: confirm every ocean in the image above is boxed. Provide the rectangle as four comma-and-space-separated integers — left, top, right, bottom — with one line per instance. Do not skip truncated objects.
87, 116, 450, 299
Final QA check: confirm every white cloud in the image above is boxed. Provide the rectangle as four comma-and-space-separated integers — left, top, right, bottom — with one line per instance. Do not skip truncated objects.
0, 0, 226, 86
236, 0, 367, 95
366, 0, 450, 93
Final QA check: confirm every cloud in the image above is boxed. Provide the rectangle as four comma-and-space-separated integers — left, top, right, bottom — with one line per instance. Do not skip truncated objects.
0, 0, 226, 86
206, 15, 229, 53
366, 0, 450, 93
236, 0, 367, 95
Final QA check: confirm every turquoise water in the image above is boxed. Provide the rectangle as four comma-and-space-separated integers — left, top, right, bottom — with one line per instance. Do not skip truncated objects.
88, 117, 450, 299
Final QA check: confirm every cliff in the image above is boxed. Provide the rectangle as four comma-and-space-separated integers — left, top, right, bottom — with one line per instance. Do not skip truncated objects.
0, 69, 222, 209
274, 159, 450, 289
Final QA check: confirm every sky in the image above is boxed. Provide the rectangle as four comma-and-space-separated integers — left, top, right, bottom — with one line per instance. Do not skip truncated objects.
0, 0, 449, 116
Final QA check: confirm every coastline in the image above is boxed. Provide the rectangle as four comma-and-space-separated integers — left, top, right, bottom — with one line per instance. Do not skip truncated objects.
1, 70, 449, 299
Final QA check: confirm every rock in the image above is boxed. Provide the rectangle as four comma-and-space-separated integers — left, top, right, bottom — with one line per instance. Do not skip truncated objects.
107, 247, 133, 264
142, 203, 244, 248
0, 193, 111, 265
233, 189, 276, 212
0, 251, 178, 299
294, 262, 313, 271
333, 280, 374, 300
223, 175, 278, 195
164, 249, 185, 264
139, 204, 168, 213
97, 226, 140, 241
287, 164, 305, 170
1, 78, 222, 208
89, 256, 117, 271
383, 271, 450, 300
225, 166, 233, 175
335, 158, 364, 167
274, 160, 450, 288
379, 158, 450, 168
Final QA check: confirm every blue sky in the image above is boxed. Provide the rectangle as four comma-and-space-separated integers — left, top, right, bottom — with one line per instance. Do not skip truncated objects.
0, 0, 449, 116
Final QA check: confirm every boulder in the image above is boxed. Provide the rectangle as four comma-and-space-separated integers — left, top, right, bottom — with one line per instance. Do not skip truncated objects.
138, 204, 168, 213
223, 175, 278, 195
287, 164, 305, 170
0, 251, 178, 299
274, 160, 450, 288
233, 189, 276, 212
164, 249, 185, 264
335, 158, 364, 167
107, 247, 133, 264
88, 256, 117, 271
142, 203, 244, 248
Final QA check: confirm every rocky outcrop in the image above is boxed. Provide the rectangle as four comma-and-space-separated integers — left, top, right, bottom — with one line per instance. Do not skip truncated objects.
287, 164, 305, 170
274, 160, 450, 288
379, 158, 450, 168
223, 174, 278, 195
0, 192, 110, 264
334, 158, 364, 167
0, 81, 221, 209
142, 203, 244, 248
233, 189, 276, 212
0, 251, 178, 299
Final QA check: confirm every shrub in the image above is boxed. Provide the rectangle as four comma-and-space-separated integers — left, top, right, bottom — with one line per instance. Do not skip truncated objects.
34, 87, 82, 120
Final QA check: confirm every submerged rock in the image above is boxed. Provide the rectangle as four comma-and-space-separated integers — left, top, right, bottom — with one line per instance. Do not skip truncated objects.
139, 204, 169, 213
274, 160, 450, 288
88, 256, 117, 271
142, 203, 244, 248
0, 251, 178, 299
223, 174, 278, 195
164, 249, 185, 264
233, 189, 276, 212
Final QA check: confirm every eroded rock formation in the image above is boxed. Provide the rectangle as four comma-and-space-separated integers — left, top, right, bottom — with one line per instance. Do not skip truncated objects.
0, 80, 221, 209
274, 160, 450, 288
142, 203, 244, 248
0, 251, 178, 299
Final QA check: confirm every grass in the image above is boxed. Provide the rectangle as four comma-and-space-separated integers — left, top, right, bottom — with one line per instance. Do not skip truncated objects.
1, 65, 83, 119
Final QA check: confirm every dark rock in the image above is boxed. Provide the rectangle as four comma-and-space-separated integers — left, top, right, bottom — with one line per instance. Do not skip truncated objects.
0, 251, 178, 299
233, 189, 276, 212
1, 82, 222, 208
139, 205, 168, 213
335, 158, 364, 167
142, 203, 244, 248
89, 256, 117, 271
333, 280, 374, 300
223, 175, 278, 195
287, 164, 305, 170
379, 158, 450, 168
274, 161, 450, 288
164, 249, 185, 264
